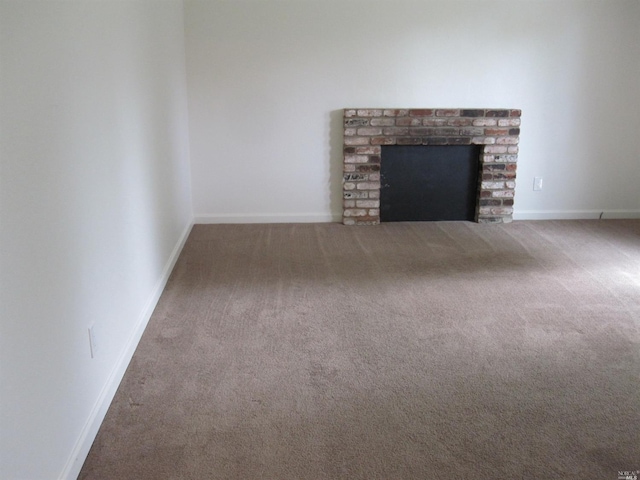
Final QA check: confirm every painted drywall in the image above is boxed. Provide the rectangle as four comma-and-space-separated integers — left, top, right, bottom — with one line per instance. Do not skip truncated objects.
0, 1, 192, 479
185, 0, 640, 222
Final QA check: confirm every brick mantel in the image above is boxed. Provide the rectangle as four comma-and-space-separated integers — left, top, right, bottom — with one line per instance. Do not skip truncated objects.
342, 108, 521, 225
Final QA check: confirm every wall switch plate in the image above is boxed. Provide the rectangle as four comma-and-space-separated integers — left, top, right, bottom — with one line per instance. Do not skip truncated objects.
533, 177, 543, 191
88, 324, 98, 358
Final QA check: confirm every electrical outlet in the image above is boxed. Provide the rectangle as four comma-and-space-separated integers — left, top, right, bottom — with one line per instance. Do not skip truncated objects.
533, 177, 543, 191
88, 324, 98, 358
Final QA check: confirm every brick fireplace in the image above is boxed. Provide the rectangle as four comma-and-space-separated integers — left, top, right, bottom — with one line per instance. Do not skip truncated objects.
343, 108, 521, 225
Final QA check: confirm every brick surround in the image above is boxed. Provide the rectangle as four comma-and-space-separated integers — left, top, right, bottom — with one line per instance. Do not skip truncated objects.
343, 108, 521, 225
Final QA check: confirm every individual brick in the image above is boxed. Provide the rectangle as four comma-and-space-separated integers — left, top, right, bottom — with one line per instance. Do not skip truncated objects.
370, 118, 395, 127
357, 127, 383, 136
497, 137, 519, 145
423, 118, 448, 126
344, 154, 369, 163
436, 109, 460, 116
479, 206, 514, 215
344, 109, 357, 117
344, 209, 368, 217
343, 191, 368, 199
484, 128, 509, 136
344, 118, 370, 127
491, 172, 516, 180
482, 181, 505, 189
472, 137, 496, 145
461, 109, 485, 117
494, 206, 514, 215
447, 137, 471, 145
480, 199, 502, 206
356, 182, 380, 190
432, 128, 458, 136
496, 155, 518, 163
473, 118, 498, 127
486, 110, 509, 117
483, 163, 505, 171
492, 190, 515, 198
447, 118, 473, 127
344, 173, 367, 181
397, 137, 422, 145
344, 200, 356, 208
409, 127, 432, 136
382, 127, 409, 136
460, 128, 484, 136
355, 146, 381, 155
384, 109, 409, 117
356, 164, 380, 172
357, 109, 383, 117
343, 182, 356, 190
423, 137, 447, 145
371, 137, 396, 145
498, 118, 521, 127
409, 109, 434, 116
344, 128, 357, 136
484, 145, 508, 154
356, 200, 380, 208
344, 137, 370, 145
396, 117, 423, 126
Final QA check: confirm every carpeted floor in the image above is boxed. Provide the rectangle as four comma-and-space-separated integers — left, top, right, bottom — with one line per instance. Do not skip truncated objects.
79, 220, 640, 479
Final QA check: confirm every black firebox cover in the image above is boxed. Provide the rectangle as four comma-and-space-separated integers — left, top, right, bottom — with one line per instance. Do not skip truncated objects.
380, 145, 480, 222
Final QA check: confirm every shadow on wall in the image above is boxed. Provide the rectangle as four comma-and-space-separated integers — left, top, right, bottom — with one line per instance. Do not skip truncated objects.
329, 110, 345, 220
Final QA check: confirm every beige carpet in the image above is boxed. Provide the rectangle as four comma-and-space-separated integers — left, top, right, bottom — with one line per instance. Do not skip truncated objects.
80, 220, 640, 479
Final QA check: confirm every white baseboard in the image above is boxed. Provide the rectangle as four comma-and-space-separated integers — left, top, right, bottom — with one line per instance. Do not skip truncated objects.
59, 219, 194, 480
194, 212, 342, 224
513, 209, 640, 221
195, 211, 640, 223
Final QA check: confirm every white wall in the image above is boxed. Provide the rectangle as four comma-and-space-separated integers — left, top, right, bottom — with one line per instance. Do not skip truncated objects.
185, 0, 640, 222
0, 1, 192, 479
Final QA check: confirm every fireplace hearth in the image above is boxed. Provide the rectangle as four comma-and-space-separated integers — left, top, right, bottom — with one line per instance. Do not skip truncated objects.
343, 108, 521, 225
